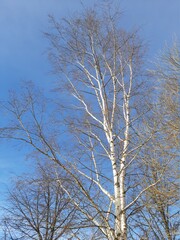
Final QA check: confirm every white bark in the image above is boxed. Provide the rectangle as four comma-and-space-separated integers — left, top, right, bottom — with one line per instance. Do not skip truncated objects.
2, 8, 159, 240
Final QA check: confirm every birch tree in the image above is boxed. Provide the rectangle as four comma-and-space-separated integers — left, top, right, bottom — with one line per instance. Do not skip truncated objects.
45, 6, 156, 239
0, 6, 163, 240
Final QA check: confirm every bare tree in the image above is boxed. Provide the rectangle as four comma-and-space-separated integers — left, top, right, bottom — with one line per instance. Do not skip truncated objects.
44, 6, 158, 239
1, 162, 77, 240
149, 41, 179, 240
0, 5, 172, 240
132, 42, 180, 240
157, 41, 179, 146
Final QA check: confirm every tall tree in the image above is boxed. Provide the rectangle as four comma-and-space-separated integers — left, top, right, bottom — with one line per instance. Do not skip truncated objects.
0, 5, 173, 240
45, 6, 157, 239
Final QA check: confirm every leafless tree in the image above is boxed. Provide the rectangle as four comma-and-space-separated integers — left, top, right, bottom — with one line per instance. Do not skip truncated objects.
44, 6, 159, 239
157, 41, 179, 146
149, 41, 179, 240
132, 42, 180, 240
1, 162, 77, 240
0, 4, 176, 240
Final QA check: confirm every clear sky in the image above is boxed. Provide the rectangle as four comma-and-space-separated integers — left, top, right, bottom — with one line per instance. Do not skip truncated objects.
0, 0, 179, 203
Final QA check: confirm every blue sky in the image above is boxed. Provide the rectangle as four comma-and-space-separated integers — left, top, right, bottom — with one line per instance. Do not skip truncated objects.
0, 0, 179, 203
